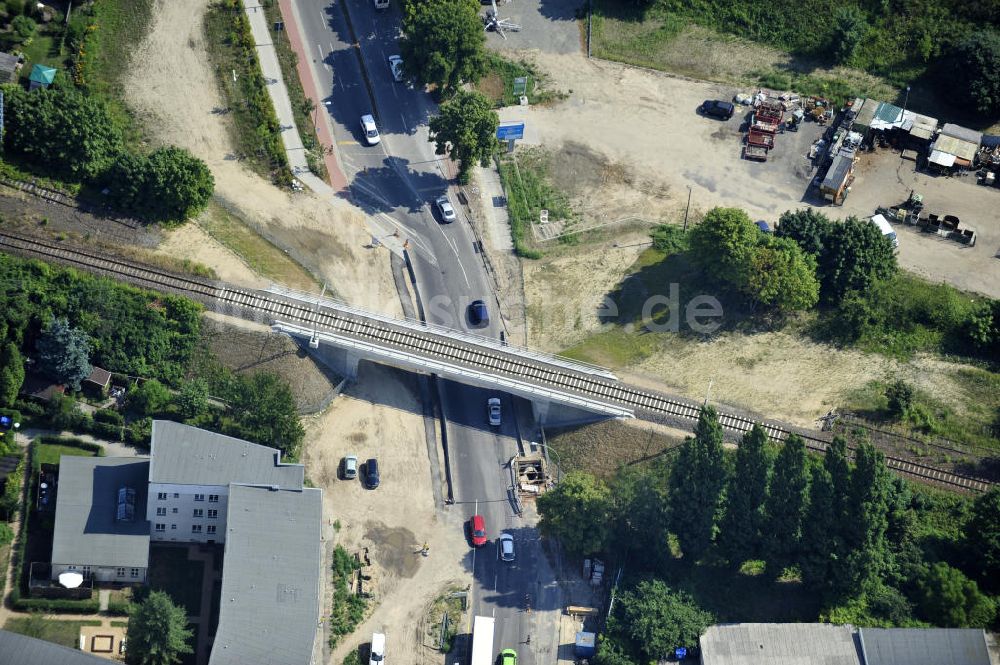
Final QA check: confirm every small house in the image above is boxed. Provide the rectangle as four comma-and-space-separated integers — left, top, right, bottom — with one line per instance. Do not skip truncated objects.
821, 152, 856, 205
28, 63, 56, 90
83, 366, 112, 398
0, 51, 19, 83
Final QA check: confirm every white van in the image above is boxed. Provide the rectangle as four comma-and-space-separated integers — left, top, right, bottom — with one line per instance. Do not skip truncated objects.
369, 633, 385, 665
374, 0, 389, 9
869, 214, 898, 249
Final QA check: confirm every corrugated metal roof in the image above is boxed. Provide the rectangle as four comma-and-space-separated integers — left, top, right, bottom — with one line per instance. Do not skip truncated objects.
852, 99, 878, 130
929, 150, 956, 168
859, 628, 990, 665
931, 135, 978, 161
209, 485, 322, 665
701, 624, 863, 665
875, 102, 903, 125
0, 52, 18, 73
822, 154, 854, 191
0, 629, 110, 664
150, 421, 303, 489
940, 123, 982, 145
51, 457, 151, 569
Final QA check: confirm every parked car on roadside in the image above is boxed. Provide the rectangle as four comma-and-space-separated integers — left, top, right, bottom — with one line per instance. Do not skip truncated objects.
499, 533, 515, 562
387, 55, 404, 82
470, 514, 487, 547
360, 114, 381, 145
435, 195, 456, 223
342, 455, 358, 480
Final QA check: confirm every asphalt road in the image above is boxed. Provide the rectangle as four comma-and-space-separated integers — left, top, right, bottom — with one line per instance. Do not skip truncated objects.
293, 1, 554, 662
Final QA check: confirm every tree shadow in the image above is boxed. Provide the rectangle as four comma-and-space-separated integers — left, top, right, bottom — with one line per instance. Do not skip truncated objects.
347, 155, 448, 215
537, 0, 587, 22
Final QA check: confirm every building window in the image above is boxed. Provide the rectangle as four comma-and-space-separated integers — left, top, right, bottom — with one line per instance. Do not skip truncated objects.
173, 493, 179, 498
68, 565, 77, 571
155, 523, 166, 532
194, 494, 205, 502
208, 494, 220, 503
156, 507, 167, 516
116, 568, 126, 577
82, 566, 91, 574
207, 525, 217, 535
208, 509, 218, 519
130, 568, 139, 578
157, 492, 167, 500
171, 524, 177, 530
172, 508, 178, 514
193, 509, 204, 518
191, 525, 202, 534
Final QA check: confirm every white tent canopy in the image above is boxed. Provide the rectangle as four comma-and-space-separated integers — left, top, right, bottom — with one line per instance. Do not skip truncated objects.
58, 571, 84, 588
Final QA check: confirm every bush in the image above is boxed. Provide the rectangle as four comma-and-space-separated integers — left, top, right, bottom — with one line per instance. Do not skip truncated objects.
10, 14, 35, 41
36, 435, 103, 456
93, 409, 124, 425
650, 224, 689, 255
104, 146, 214, 224
885, 380, 915, 419
13, 597, 101, 613
127, 380, 172, 417
106, 599, 130, 616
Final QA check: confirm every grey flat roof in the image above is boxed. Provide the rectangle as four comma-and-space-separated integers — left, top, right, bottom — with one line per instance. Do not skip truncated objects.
209, 484, 322, 665
51, 456, 150, 569
859, 628, 990, 665
701, 623, 863, 665
150, 420, 303, 489
0, 629, 111, 664
940, 123, 982, 145
823, 154, 854, 190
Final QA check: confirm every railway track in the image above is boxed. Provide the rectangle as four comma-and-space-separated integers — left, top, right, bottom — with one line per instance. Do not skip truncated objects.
1, 231, 993, 493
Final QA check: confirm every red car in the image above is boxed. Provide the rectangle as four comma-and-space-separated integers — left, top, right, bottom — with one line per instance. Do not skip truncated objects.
470, 514, 487, 547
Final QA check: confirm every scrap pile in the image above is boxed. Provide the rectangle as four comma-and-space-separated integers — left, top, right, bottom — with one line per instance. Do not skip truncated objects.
741, 90, 813, 162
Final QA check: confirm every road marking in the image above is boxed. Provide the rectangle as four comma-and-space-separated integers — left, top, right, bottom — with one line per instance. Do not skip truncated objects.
399, 112, 407, 132
338, 140, 358, 145
316, 44, 324, 61
443, 232, 471, 288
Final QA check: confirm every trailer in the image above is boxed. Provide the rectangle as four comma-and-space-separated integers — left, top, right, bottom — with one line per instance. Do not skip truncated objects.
470, 616, 495, 665
744, 144, 768, 161
747, 129, 774, 150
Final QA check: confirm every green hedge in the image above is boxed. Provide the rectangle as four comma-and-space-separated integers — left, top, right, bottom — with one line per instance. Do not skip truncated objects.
106, 599, 130, 616
13, 596, 102, 613
35, 436, 104, 457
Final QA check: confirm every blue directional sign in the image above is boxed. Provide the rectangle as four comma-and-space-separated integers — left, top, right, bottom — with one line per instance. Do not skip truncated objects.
496, 122, 525, 140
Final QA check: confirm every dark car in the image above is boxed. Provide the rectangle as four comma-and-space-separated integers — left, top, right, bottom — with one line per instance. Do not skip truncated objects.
700, 100, 735, 120
755, 220, 772, 234
364, 458, 380, 489
468, 300, 489, 326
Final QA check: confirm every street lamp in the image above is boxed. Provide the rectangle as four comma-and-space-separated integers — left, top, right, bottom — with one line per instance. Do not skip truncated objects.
903, 85, 911, 114
534, 443, 564, 482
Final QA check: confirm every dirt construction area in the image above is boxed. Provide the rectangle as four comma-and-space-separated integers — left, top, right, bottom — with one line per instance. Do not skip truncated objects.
501, 51, 1000, 300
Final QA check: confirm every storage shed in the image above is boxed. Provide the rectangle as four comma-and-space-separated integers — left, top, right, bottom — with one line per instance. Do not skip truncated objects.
0, 52, 19, 83
821, 152, 856, 205
929, 123, 981, 170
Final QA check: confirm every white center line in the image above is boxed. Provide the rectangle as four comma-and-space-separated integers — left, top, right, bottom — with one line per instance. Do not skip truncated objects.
316, 44, 324, 60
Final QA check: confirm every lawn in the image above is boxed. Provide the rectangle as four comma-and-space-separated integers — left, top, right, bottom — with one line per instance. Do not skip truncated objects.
476, 54, 564, 108
147, 546, 205, 616
545, 420, 685, 481
35, 443, 98, 467
198, 202, 319, 291
3, 616, 102, 648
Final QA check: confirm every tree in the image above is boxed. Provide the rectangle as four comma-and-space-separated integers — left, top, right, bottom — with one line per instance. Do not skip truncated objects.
218, 372, 304, 460
176, 379, 209, 420
762, 435, 811, 570
964, 487, 1000, 593
669, 405, 727, 561
842, 443, 893, 595
885, 380, 915, 418
915, 563, 997, 628
612, 464, 670, 571
718, 424, 772, 565
106, 147, 214, 223
687, 207, 759, 288
428, 90, 499, 184
36, 317, 92, 391
818, 217, 896, 303
776, 209, 833, 257
947, 29, 1000, 118
11, 14, 35, 41
0, 341, 25, 406
399, 0, 488, 91
617, 580, 713, 660
831, 6, 869, 65
799, 464, 839, 593
3, 87, 124, 180
537, 471, 613, 556
128, 380, 172, 416
744, 237, 820, 312
126, 590, 193, 665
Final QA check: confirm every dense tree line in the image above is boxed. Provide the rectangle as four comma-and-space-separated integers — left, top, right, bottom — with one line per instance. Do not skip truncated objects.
399, 0, 488, 92
537, 408, 1000, 664
1, 86, 213, 224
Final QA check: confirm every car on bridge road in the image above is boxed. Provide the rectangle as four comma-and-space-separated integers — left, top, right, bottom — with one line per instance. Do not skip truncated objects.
470, 514, 487, 547
468, 300, 489, 326
488, 397, 501, 426
435, 195, 456, 223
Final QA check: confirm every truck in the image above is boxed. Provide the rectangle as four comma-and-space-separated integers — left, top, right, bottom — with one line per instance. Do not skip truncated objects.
869, 214, 899, 249
470, 616, 495, 665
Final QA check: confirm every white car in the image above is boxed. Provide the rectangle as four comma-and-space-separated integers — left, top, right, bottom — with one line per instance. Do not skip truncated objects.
369, 632, 385, 665
499, 533, 515, 562
360, 114, 380, 145
388, 55, 404, 82
488, 397, 501, 426
435, 195, 456, 223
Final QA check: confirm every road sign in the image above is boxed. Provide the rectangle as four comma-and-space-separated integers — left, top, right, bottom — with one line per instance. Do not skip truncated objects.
496, 122, 524, 140
513, 76, 528, 95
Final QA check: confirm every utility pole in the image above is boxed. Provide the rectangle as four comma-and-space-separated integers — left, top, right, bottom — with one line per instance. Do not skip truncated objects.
683, 185, 692, 232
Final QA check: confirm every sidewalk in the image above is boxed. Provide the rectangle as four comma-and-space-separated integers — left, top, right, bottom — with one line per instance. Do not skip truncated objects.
242, 0, 348, 192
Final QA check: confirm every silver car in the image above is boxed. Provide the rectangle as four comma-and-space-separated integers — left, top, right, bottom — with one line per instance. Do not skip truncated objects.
360, 114, 380, 145
435, 195, 456, 223
499, 533, 515, 562
343, 455, 358, 480
388, 55, 404, 82
488, 397, 501, 426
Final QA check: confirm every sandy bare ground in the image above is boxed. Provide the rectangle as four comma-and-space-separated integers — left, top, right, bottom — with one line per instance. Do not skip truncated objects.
123, 0, 399, 314
155, 223, 266, 287
299, 363, 470, 664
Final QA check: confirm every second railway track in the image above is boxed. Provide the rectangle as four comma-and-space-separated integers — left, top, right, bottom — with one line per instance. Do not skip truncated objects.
1, 231, 993, 493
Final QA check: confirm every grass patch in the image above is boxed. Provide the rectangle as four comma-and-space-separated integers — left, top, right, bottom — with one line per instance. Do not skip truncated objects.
204, 0, 291, 186
497, 147, 579, 259
3, 616, 103, 648
329, 546, 367, 649
35, 442, 98, 466
478, 54, 564, 108
197, 202, 319, 290
147, 546, 205, 616
110, 620, 129, 628
424, 586, 466, 652
261, 0, 327, 180
545, 420, 684, 481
